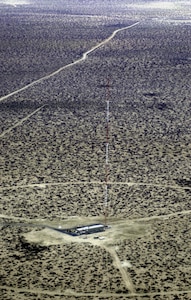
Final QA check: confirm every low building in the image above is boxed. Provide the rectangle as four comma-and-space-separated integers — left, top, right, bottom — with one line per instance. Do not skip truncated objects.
75, 224, 106, 235
54, 223, 108, 236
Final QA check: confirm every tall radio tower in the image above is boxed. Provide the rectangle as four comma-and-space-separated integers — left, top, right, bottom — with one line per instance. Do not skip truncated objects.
104, 79, 110, 226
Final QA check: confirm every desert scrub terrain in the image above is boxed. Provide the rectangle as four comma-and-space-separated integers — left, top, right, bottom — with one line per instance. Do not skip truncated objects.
0, 5, 191, 300
1, 184, 190, 219
1, 23, 190, 186
116, 214, 191, 295
1, 213, 191, 300
1, 226, 128, 294
0, 11, 130, 98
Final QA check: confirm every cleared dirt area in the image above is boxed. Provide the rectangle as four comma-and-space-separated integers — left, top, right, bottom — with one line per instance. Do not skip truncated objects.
1, 213, 191, 299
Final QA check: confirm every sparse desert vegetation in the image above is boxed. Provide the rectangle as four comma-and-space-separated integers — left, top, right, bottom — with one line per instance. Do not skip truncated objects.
0, 11, 120, 97
0, 1, 191, 300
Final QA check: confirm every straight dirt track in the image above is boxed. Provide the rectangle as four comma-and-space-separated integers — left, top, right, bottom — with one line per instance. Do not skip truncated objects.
1, 180, 190, 191
1, 285, 191, 298
0, 22, 140, 103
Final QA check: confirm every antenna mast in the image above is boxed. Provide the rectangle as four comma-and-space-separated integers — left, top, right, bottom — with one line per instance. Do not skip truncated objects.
104, 79, 110, 226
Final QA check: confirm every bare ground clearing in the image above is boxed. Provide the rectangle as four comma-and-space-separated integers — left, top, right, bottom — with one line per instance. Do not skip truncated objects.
1, 213, 191, 299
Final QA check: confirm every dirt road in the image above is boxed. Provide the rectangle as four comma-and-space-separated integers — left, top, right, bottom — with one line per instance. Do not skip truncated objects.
0, 22, 139, 103
0, 105, 45, 138
1, 285, 191, 298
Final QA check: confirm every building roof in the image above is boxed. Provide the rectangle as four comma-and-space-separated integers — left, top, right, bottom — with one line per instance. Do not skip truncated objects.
76, 224, 105, 232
